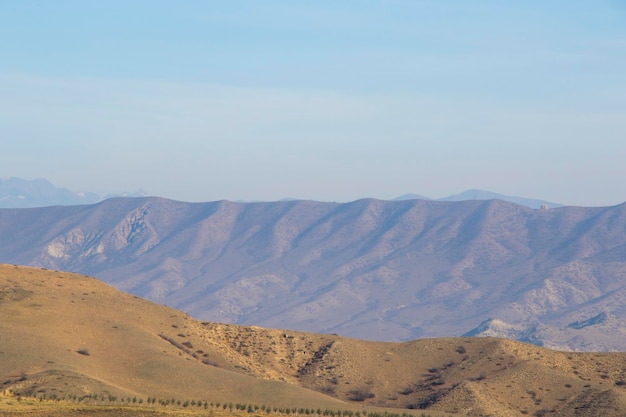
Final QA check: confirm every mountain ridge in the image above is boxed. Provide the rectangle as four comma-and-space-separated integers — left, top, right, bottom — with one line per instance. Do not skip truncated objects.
1, 177, 568, 209
395, 189, 563, 209
1, 197, 625, 350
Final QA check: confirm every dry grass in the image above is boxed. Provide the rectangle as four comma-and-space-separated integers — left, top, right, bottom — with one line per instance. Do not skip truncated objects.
0, 265, 343, 410
0, 393, 288, 416
2, 264, 626, 417
185, 322, 626, 416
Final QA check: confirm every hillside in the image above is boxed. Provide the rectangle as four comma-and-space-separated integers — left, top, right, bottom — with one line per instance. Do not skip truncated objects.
0, 265, 347, 410
0, 197, 625, 350
2, 265, 626, 417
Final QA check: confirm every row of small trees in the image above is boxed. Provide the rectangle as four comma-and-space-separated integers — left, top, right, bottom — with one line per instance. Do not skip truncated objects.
7, 389, 434, 417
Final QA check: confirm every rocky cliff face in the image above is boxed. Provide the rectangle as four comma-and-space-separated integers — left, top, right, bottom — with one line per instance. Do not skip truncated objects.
1, 197, 625, 350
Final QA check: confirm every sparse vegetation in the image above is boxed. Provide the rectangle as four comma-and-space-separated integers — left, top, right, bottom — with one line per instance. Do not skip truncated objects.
5, 265, 626, 417
1, 389, 438, 417
347, 388, 375, 402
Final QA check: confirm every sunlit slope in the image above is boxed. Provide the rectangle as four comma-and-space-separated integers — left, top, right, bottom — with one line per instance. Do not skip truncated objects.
2, 265, 626, 417
0, 265, 344, 409
189, 323, 626, 416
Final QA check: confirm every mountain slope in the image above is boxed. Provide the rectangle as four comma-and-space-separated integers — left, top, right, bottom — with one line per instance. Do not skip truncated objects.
3, 265, 626, 417
1, 197, 625, 350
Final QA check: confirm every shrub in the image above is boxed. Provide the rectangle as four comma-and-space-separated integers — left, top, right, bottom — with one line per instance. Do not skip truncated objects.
321, 385, 337, 395
469, 372, 487, 381
409, 393, 441, 409
348, 388, 375, 401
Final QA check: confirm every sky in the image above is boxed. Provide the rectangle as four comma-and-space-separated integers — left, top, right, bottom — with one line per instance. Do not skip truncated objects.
1, 1, 625, 206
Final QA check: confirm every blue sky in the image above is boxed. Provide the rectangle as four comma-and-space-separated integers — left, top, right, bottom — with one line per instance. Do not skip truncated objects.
1, 1, 625, 205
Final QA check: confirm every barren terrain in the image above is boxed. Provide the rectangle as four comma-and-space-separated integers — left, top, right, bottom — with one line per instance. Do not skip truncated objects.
2, 265, 626, 416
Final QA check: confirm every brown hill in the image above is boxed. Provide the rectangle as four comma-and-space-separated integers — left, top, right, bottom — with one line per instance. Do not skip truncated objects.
2, 265, 626, 417
0, 265, 345, 411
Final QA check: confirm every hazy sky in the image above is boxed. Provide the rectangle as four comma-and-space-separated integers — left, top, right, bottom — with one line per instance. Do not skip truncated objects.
1, 1, 625, 206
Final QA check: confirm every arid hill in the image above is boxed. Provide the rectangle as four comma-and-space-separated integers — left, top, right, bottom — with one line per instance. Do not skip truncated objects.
0, 197, 625, 350
0, 265, 344, 411
2, 265, 626, 417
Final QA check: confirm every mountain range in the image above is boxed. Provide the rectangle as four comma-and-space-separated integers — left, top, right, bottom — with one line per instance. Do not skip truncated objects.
3, 265, 626, 417
1, 195, 625, 351
394, 189, 562, 209
0, 177, 146, 208
1, 177, 562, 209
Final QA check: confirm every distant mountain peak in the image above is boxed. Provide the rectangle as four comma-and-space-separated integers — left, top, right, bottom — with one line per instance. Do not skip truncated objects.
0, 177, 100, 208
105, 189, 149, 199
394, 189, 562, 209
0, 177, 151, 208
392, 193, 431, 201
